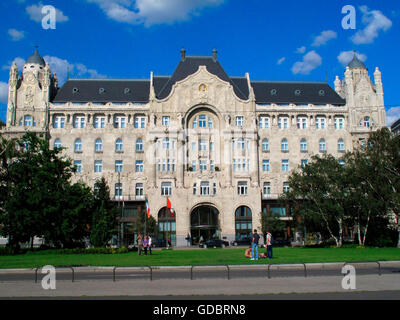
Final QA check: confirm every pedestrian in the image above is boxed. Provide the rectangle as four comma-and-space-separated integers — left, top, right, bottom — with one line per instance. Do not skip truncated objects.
143, 236, 149, 255
251, 229, 260, 261
137, 233, 143, 256
148, 235, 152, 255
186, 233, 191, 247
167, 239, 171, 249
266, 231, 273, 259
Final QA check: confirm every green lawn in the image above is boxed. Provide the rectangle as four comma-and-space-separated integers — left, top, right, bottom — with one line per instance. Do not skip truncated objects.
0, 247, 399, 269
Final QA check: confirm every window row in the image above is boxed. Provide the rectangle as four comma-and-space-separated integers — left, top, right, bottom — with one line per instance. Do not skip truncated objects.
261, 138, 346, 153
53, 115, 147, 129
259, 116, 345, 130
74, 160, 144, 173
54, 138, 144, 153
18, 115, 37, 127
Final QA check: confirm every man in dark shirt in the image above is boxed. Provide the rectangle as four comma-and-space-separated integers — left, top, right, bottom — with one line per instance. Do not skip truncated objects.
251, 229, 260, 260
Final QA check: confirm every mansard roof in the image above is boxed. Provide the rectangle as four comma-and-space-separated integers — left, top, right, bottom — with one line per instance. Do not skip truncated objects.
53, 79, 150, 103
52, 54, 346, 105
251, 81, 346, 105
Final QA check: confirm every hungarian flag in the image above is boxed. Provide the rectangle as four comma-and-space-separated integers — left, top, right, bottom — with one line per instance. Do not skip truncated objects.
145, 197, 150, 219
167, 197, 174, 217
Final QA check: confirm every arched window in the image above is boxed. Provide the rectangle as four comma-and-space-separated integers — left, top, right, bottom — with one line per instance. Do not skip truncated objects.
319, 139, 326, 152
136, 138, 143, 152
115, 138, 123, 152
281, 138, 289, 152
24, 115, 33, 127
235, 206, 252, 240
95, 139, 103, 152
300, 139, 307, 152
363, 116, 371, 128
54, 139, 62, 149
338, 139, 345, 152
262, 139, 269, 152
74, 139, 82, 152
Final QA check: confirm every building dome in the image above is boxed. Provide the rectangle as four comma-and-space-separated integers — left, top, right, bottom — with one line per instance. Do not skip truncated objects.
26, 48, 45, 66
347, 53, 366, 69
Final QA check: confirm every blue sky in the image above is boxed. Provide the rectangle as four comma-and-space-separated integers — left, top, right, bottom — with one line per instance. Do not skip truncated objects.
1, 0, 399, 124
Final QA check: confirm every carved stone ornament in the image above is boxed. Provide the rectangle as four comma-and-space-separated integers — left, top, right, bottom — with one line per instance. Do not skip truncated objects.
24, 86, 34, 107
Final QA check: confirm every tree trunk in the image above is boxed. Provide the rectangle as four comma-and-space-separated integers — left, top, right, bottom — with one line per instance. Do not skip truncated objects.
362, 215, 371, 246
357, 223, 362, 245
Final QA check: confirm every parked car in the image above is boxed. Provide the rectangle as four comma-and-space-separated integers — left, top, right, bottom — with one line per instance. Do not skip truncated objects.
231, 237, 252, 246
153, 239, 167, 248
199, 239, 230, 248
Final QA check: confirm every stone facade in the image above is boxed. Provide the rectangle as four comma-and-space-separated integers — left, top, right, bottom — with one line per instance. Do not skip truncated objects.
2, 49, 386, 246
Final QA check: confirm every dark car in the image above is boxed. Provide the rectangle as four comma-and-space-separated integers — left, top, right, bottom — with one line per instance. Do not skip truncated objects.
153, 239, 167, 248
231, 237, 252, 246
199, 239, 229, 248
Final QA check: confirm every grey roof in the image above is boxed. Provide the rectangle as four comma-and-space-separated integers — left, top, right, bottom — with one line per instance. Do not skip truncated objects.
251, 82, 346, 105
156, 57, 249, 100
53, 79, 150, 103
26, 49, 45, 66
51, 54, 346, 106
348, 54, 367, 69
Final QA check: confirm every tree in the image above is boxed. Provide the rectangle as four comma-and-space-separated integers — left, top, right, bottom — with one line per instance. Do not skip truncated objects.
89, 178, 118, 247
1, 132, 94, 250
281, 154, 349, 247
261, 212, 286, 238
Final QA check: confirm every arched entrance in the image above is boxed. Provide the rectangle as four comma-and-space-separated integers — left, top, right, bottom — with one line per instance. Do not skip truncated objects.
157, 207, 176, 246
235, 206, 252, 240
190, 205, 220, 244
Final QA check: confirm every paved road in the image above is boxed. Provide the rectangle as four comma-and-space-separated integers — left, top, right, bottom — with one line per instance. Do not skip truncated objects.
0, 264, 398, 282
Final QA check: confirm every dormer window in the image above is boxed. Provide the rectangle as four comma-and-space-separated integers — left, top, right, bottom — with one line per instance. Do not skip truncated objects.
319, 90, 325, 96
72, 87, 79, 94
124, 88, 131, 94
99, 88, 105, 94
294, 89, 301, 96
270, 89, 277, 95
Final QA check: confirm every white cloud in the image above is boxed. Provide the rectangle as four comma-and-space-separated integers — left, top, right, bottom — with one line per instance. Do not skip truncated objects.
0, 82, 8, 104
386, 107, 400, 127
43, 56, 106, 84
2, 57, 25, 71
8, 29, 25, 41
87, 0, 225, 26
291, 51, 322, 75
351, 6, 392, 44
337, 51, 367, 67
312, 30, 337, 47
277, 57, 286, 65
26, 2, 69, 23
295, 46, 306, 54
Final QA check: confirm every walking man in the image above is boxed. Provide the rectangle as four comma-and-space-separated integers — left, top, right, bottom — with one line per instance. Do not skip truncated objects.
251, 229, 260, 261
266, 231, 273, 259
148, 235, 152, 255
137, 233, 143, 256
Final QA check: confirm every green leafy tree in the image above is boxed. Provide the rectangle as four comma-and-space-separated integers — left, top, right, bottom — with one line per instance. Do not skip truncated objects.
90, 178, 118, 247
261, 212, 286, 238
281, 154, 349, 247
2, 132, 93, 250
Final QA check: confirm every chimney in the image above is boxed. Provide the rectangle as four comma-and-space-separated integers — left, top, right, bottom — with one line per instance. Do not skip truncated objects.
181, 47, 186, 61
212, 48, 217, 62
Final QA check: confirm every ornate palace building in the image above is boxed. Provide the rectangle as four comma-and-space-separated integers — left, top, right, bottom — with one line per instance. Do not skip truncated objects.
2, 48, 386, 246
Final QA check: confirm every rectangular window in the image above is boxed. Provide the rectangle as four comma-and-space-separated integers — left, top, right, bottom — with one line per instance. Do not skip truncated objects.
335, 117, 344, 129
283, 182, 290, 193
114, 116, 126, 128
192, 160, 197, 172
210, 160, 215, 172
210, 142, 214, 152
316, 117, 326, 129
24, 116, 32, 127
94, 160, 102, 173
115, 183, 122, 198
238, 181, 248, 195
282, 160, 289, 172
74, 116, 86, 128
297, 117, 307, 129
278, 117, 289, 129
115, 160, 123, 173
200, 182, 210, 195
236, 116, 244, 127
199, 140, 207, 151
136, 160, 144, 172
74, 160, 82, 173
301, 159, 308, 168
135, 183, 144, 197
199, 115, 207, 128
263, 182, 271, 195
135, 116, 146, 128
262, 160, 270, 172
94, 116, 106, 128
161, 182, 172, 196
199, 160, 207, 171
259, 116, 270, 129
162, 116, 170, 126
192, 142, 196, 152
54, 116, 65, 129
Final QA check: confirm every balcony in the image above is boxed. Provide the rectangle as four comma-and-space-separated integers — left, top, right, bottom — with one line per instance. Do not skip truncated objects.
262, 193, 280, 200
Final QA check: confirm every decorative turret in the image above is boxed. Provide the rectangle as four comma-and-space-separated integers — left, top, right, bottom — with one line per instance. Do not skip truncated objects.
347, 53, 367, 70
